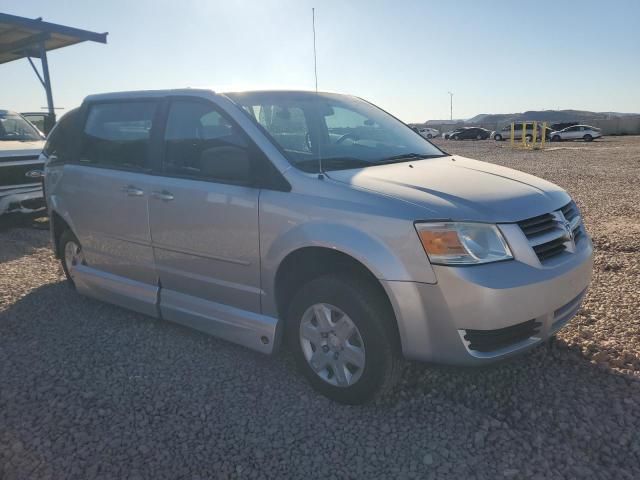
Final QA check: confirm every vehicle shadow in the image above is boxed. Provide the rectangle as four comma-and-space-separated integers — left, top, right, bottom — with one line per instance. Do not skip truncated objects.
2, 282, 638, 477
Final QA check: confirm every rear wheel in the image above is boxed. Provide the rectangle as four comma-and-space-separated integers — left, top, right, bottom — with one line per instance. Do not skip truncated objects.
427, 133, 433, 139
476, 134, 482, 140
59, 229, 84, 288
286, 274, 403, 404
525, 134, 533, 142
583, 134, 593, 142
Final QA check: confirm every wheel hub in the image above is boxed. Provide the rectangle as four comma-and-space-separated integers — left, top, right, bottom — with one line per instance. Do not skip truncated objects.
328, 333, 342, 350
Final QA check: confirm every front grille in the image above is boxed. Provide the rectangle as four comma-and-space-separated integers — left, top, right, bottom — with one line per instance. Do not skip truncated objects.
517, 213, 556, 238
0, 156, 44, 188
518, 201, 584, 263
463, 319, 542, 353
561, 202, 579, 222
533, 236, 567, 261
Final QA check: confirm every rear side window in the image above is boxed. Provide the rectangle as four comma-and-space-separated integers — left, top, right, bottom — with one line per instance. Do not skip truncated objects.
80, 102, 157, 170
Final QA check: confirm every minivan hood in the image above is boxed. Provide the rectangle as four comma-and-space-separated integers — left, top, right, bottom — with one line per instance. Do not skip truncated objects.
326, 155, 570, 222
0, 140, 45, 158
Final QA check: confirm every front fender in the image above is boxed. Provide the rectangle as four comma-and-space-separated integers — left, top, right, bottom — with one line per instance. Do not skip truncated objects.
260, 220, 436, 316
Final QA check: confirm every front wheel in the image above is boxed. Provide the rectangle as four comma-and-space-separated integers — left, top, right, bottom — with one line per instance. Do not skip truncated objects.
551, 135, 561, 142
494, 134, 503, 141
286, 274, 403, 404
427, 133, 433, 139
525, 134, 533, 142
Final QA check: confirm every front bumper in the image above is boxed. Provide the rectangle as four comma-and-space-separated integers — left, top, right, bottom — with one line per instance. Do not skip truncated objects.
383, 236, 593, 366
0, 184, 44, 216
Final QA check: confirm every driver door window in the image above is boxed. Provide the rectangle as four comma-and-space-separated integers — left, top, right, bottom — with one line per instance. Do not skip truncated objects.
164, 100, 250, 183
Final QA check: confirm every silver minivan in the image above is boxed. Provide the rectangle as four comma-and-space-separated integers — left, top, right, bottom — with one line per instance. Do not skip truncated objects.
44, 89, 593, 404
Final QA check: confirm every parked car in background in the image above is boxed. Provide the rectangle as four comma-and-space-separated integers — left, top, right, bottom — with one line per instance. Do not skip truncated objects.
449, 127, 491, 140
492, 123, 544, 142
45, 89, 592, 404
550, 122, 579, 132
21, 112, 55, 135
443, 128, 463, 140
550, 125, 602, 142
0, 110, 46, 216
417, 127, 439, 139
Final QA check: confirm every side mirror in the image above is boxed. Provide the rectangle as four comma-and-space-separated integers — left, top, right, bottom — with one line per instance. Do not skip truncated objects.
199, 146, 251, 183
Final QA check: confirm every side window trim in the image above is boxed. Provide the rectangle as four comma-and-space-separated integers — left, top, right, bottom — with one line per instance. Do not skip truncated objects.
77, 99, 160, 173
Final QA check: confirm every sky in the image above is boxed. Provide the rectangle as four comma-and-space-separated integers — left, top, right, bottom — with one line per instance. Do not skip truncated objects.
2, 0, 640, 123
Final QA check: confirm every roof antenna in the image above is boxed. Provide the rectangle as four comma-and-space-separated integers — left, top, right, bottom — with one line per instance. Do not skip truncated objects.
312, 7, 323, 177
312, 8, 318, 93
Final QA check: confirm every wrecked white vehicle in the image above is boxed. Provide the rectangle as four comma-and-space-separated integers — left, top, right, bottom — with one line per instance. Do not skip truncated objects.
0, 110, 46, 216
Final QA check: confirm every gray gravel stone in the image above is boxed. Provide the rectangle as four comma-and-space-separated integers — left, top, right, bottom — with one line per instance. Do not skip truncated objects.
1, 137, 640, 478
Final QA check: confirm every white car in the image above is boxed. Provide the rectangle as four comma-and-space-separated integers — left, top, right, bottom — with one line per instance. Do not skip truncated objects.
550, 125, 602, 142
417, 127, 439, 139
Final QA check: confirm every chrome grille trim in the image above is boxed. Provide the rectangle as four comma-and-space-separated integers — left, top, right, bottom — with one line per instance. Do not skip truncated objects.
517, 201, 584, 263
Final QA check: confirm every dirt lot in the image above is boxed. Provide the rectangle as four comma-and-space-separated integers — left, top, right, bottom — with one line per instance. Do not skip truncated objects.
1, 136, 639, 479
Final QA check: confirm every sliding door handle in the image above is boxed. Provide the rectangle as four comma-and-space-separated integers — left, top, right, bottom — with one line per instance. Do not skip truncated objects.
152, 190, 174, 201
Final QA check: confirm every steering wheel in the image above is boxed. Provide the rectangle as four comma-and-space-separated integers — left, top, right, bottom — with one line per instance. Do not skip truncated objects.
335, 133, 359, 144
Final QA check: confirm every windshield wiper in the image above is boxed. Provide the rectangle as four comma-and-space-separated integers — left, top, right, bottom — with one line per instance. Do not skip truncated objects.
377, 153, 446, 164
295, 156, 374, 171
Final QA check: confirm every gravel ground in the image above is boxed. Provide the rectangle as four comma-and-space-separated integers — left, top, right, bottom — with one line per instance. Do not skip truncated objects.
1, 136, 639, 479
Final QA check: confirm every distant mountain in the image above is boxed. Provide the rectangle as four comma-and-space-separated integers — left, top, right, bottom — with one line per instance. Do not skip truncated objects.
428, 110, 639, 126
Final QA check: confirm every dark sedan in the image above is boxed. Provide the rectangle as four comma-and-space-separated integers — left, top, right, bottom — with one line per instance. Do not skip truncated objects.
449, 127, 491, 140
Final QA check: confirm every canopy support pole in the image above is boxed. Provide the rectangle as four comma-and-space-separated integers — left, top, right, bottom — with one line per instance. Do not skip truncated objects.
38, 40, 55, 125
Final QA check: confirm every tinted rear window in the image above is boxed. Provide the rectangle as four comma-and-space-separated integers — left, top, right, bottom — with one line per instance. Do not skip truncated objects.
80, 102, 157, 170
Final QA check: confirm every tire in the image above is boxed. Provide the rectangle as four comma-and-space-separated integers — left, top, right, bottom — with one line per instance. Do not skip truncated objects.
59, 229, 84, 288
427, 134, 433, 139
476, 134, 482, 140
286, 273, 403, 404
551, 135, 561, 142
525, 134, 533, 142
494, 134, 502, 141
583, 134, 593, 142
452, 135, 459, 140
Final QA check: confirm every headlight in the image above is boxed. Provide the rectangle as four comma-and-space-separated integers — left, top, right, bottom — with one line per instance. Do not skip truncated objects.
415, 222, 513, 265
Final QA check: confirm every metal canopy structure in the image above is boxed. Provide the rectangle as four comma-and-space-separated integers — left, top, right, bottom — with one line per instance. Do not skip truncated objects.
0, 13, 107, 130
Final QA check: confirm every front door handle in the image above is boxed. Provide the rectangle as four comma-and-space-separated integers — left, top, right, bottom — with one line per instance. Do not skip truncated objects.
121, 185, 144, 196
152, 190, 174, 201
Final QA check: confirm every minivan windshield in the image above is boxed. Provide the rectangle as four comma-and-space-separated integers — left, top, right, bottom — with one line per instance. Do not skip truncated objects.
226, 91, 446, 172
0, 112, 44, 141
